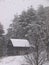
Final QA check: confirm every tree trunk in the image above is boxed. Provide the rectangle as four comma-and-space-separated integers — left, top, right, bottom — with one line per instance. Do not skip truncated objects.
47, 43, 49, 61
36, 45, 38, 65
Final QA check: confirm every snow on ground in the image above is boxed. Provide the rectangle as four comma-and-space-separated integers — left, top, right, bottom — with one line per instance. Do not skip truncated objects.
43, 61, 49, 65
0, 56, 49, 65
0, 56, 25, 65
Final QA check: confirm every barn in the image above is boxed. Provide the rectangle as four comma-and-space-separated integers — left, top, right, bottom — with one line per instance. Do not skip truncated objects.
7, 39, 31, 56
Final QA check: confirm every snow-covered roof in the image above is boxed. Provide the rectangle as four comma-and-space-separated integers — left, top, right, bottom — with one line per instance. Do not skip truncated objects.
10, 39, 30, 47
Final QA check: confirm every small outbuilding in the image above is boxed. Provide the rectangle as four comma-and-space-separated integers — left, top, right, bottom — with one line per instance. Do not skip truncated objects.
7, 39, 32, 56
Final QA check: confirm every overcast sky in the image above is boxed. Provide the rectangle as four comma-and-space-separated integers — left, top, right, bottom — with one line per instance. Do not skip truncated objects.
0, 0, 49, 33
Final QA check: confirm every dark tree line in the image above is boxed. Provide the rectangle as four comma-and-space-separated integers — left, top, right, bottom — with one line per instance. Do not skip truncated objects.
0, 22, 5, 57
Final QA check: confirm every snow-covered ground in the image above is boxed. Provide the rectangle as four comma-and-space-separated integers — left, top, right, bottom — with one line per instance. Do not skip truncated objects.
0, 56, 49, 65
43, 61, 49, 65
0, 56, 25, 65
